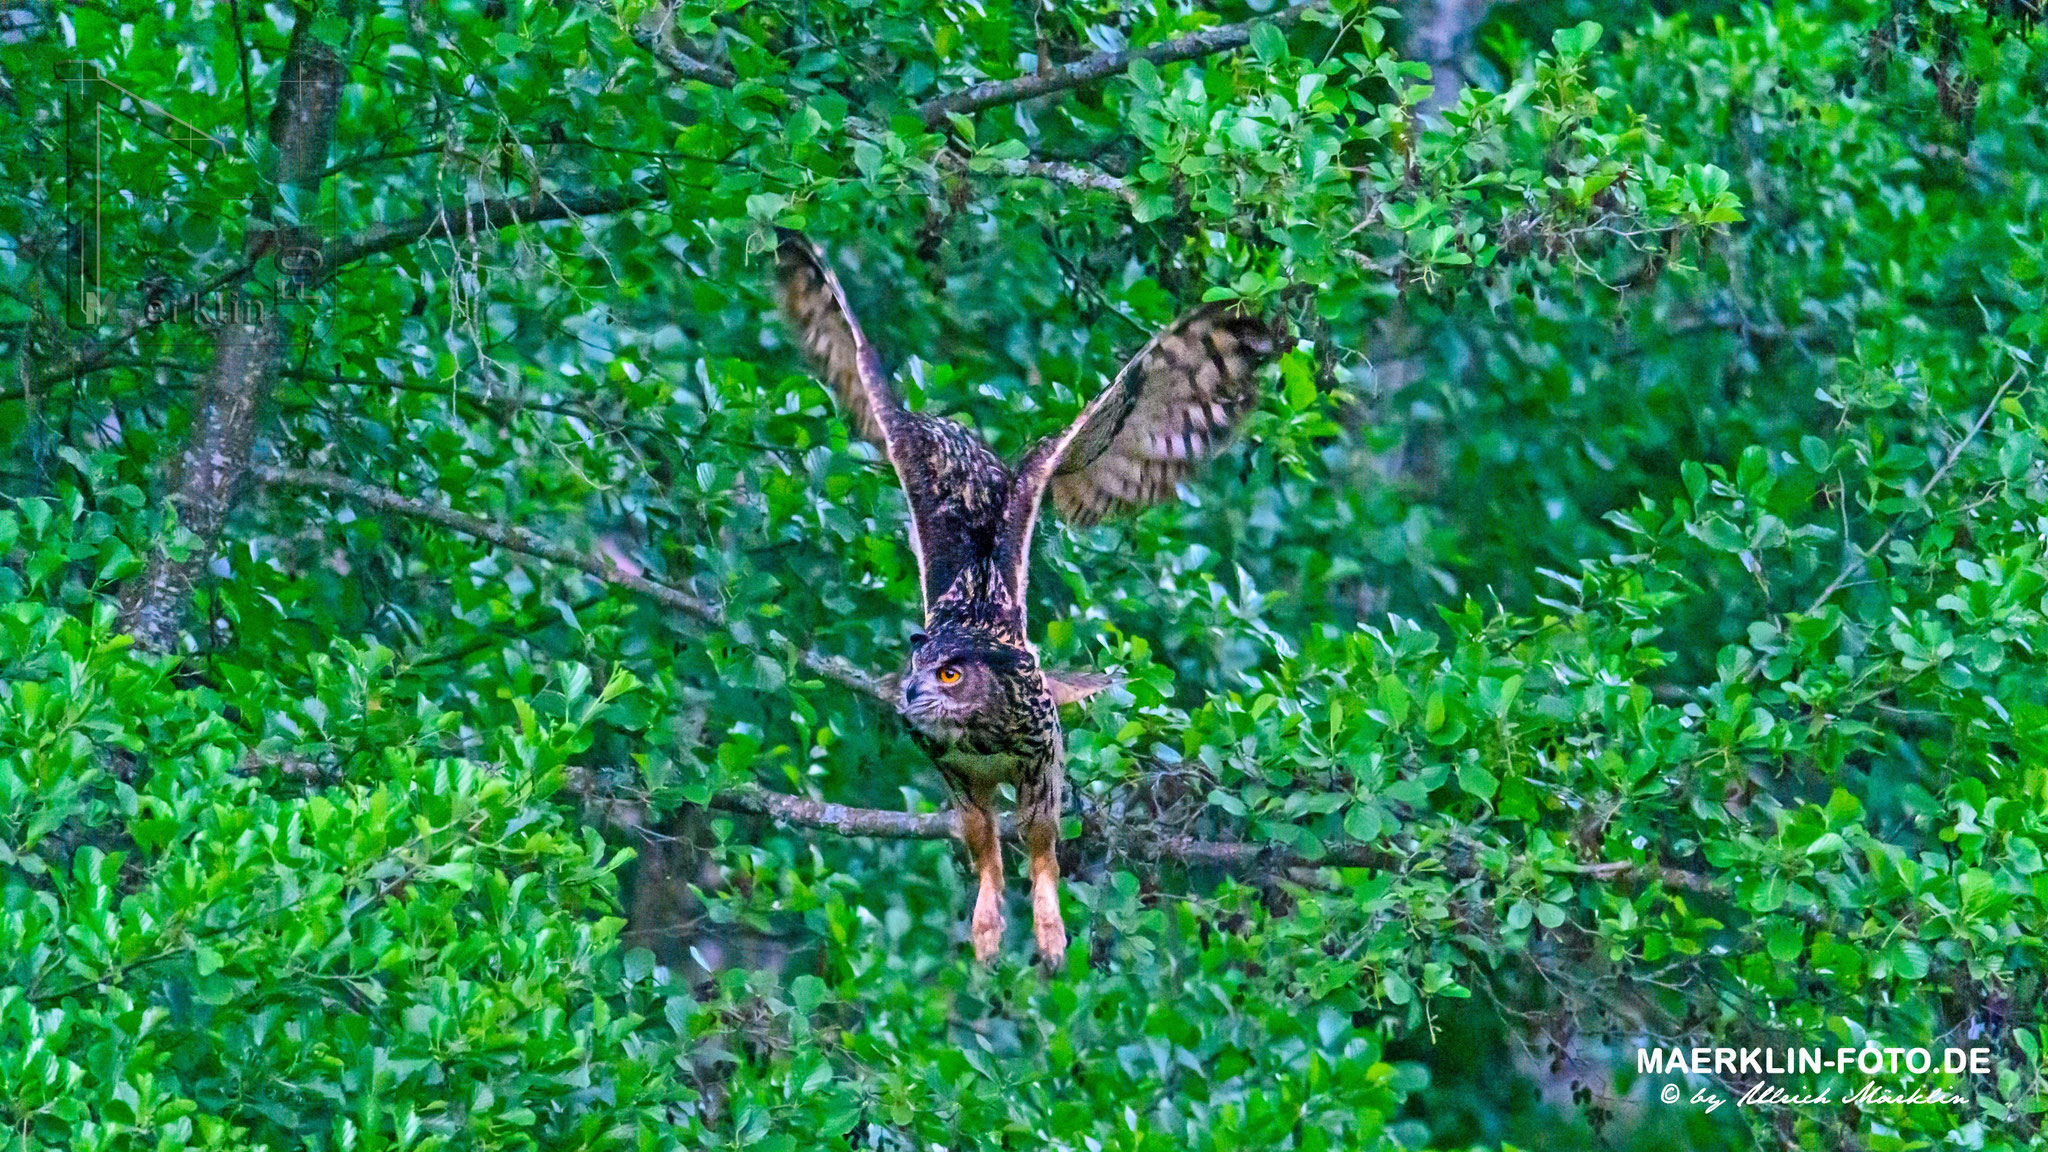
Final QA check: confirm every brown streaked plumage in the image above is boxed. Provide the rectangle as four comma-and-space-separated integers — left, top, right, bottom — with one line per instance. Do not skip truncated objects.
774, 229, 1283, 968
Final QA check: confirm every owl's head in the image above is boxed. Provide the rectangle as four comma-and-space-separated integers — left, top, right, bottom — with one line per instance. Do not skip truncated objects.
898, 627, 1028, 737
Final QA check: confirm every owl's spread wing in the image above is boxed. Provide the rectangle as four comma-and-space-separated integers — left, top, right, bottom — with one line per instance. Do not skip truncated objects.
774, 229, 895, 447
775, 231, 1012, 616
1047, 304, 1281, 526
996, 302, 1282, 602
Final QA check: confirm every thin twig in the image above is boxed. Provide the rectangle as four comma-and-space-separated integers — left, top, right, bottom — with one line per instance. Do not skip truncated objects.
26, 257, 261, 390
31, 183, 661, 392
1799, 370, 2021, 617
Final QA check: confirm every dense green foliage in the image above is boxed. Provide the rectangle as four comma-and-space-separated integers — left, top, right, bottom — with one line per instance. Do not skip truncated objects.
2, 0, 2044, 1148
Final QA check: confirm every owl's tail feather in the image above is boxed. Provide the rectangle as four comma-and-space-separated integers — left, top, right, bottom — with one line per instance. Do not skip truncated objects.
1045, 668, 1122, 706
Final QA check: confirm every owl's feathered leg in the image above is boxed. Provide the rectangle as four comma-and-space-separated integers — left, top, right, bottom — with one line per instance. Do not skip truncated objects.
956, 785, 1007, 963
1024, 821, 1066, 970
1017, 762, 1068, 970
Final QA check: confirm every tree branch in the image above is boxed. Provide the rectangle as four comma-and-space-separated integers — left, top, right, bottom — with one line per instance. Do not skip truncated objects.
319, 184, 662, 278
253, 465, 897, 703
587, 0, 737, 88
714, 784, 958, 839
932, 147, 1134, 203
992, 158, 1136, 203
708, 784, 1784, 924
916, 1, 1330, 126
251, 477, 1800, 923
628, 23, 735, 88
710, 783, 1406, 865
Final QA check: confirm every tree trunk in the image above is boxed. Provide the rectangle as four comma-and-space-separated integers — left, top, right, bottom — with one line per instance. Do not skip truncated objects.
121, 14, 344, 651
1404, 0, 1496, 119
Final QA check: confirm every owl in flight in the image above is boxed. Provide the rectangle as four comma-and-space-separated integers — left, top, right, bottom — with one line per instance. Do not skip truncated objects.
775, 231, 1281, 968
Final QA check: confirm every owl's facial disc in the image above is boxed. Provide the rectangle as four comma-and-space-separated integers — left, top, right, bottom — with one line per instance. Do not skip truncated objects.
899, 645, 995, 738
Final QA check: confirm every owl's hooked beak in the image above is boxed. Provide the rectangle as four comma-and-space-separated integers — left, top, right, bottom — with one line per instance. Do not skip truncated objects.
901, 634, 929, 708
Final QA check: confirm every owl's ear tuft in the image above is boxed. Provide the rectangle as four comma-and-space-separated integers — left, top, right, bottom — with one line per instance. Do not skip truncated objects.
1045, 668, 1122, 706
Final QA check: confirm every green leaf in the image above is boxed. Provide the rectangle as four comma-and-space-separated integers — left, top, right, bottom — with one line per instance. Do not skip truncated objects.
1127, 57, 1161, 95
852, 139, 885, 178
790, 974, 828, 1015
1551, 20, 1603, 56
1250, 22, 1289, 65
1457, 761, 1498, 801
1681, 460, 1710, 502
1765, 920, 1804, 964
1282, 352, 1317, 410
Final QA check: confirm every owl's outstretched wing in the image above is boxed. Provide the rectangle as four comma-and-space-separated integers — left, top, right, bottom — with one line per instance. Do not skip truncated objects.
774, 228, 895, 447
996, 302, 1282, 604
775, 231, 1011, 616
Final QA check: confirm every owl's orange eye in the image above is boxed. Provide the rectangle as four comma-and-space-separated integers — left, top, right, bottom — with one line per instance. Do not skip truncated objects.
936, 667, 962, 685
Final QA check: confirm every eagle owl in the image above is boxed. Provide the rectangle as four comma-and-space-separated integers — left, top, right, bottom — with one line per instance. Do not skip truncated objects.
774, 231, 1281, 968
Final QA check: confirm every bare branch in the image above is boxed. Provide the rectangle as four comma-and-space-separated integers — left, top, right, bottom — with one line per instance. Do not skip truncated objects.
254, 465, 897, 703
714, 784, 959, 840
916, 1, 1331, 126
993, 158, 1136, 204
709, 783, 1774, 921
932, 148, 1134, 203
586, 0, 737, 88
711, 782, 1404, 864
320, 184, 661, 278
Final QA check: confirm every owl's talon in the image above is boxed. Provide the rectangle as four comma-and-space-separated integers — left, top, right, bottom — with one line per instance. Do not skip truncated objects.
971, 899, 1006, 963
1032, 911, 1067, 971
1028, 862, 1066, 970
